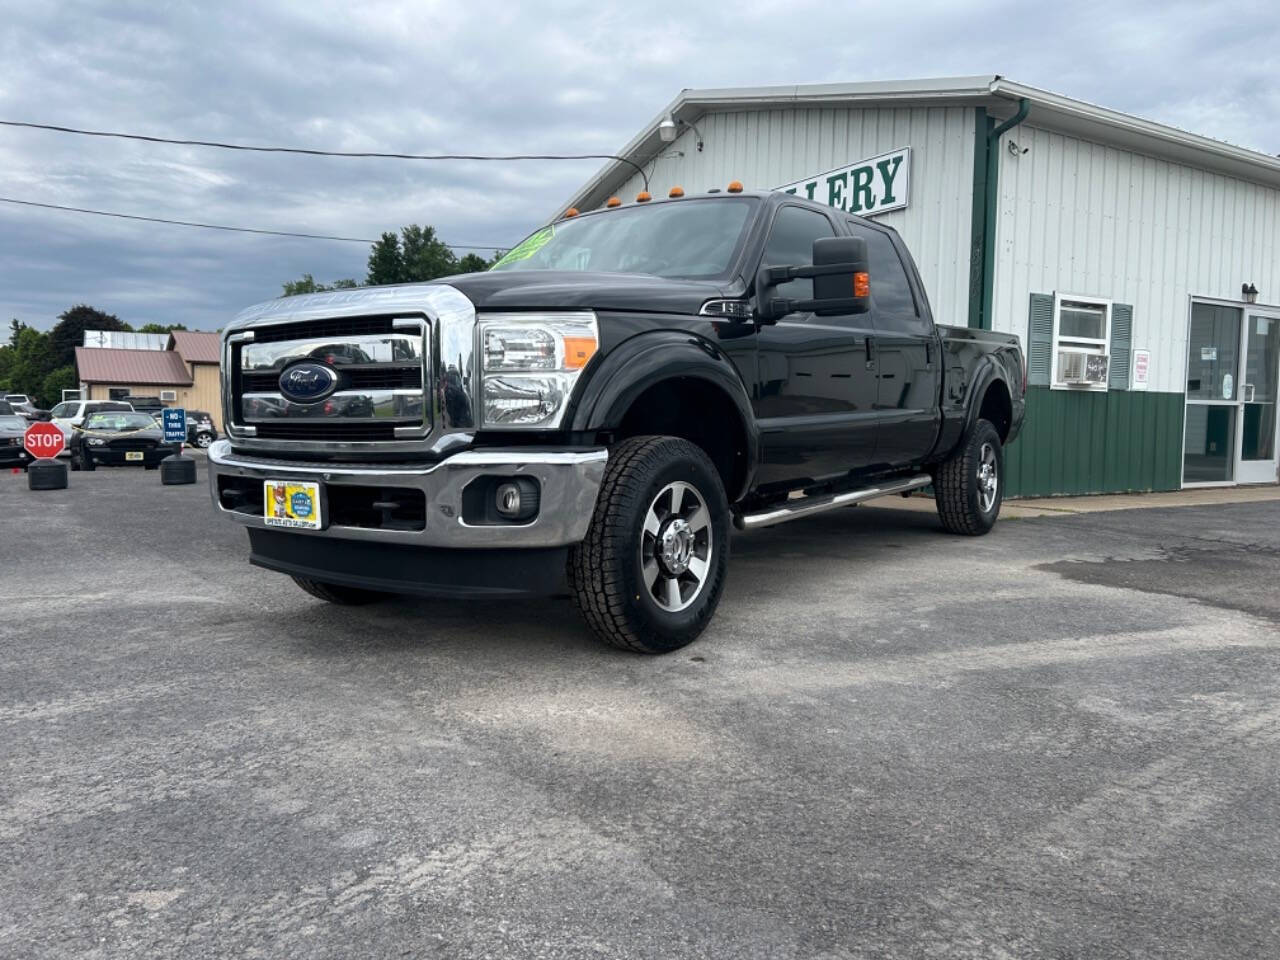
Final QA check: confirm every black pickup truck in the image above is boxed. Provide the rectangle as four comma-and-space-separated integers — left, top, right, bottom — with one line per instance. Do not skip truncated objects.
209, 189, 1024, 653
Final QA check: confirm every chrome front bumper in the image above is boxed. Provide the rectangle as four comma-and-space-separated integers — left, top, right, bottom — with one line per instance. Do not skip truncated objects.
207, 440, 607, 548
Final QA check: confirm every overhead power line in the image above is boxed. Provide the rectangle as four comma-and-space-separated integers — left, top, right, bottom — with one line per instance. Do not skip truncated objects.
0, 196, 509, 249
0, 118, 650, 189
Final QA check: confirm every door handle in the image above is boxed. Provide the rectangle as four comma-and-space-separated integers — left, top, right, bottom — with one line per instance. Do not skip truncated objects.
865, 337, 876, 371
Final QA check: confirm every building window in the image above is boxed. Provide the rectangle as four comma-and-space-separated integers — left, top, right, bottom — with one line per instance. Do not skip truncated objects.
1052, 293, 1112, 390
108, 387, 130, 400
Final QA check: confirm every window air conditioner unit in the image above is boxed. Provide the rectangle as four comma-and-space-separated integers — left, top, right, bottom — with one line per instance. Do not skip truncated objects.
1058, 349, 1108, 385
160, 390, 178, 402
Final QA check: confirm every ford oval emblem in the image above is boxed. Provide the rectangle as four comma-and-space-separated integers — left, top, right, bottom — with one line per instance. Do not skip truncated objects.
278, 362, 339, 403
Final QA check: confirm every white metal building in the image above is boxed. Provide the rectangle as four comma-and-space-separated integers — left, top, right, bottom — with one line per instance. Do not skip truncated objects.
562, 76, 1280, 496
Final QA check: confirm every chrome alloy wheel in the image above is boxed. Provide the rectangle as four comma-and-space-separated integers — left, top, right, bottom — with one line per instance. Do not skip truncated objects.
977, 441, 999, 513
640, 480, 713, 613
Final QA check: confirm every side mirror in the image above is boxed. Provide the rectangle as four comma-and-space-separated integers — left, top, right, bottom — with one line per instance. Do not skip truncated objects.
754, 235, 871, 322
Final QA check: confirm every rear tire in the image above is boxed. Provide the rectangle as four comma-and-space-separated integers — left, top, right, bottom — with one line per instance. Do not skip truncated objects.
934, 418, 1003, 535
568, 435, 730, 654
195, 432, 213, 449
292, 577, 389, 606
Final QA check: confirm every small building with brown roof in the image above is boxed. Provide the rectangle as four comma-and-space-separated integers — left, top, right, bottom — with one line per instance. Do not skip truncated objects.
75, 330, 224, 428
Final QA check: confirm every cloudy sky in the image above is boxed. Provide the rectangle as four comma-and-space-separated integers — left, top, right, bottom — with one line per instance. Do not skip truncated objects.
2, 0, 1276, 331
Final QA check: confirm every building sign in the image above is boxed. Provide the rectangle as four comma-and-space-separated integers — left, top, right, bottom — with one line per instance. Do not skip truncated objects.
776, 147, 911, 217
1132, 349, 1150, 391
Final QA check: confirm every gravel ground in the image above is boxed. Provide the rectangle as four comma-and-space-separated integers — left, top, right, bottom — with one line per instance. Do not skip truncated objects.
2, 462, 1278, 959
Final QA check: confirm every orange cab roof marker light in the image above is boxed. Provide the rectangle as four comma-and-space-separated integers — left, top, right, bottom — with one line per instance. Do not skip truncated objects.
605, 196, 621, 208
563, 207, 580, 218
636, 191, 651, 202
668, 185, 685, 198
727, 180, 744, 193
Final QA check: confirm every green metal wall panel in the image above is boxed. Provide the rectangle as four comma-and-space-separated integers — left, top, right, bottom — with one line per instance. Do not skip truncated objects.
1004, 388, 1184, 498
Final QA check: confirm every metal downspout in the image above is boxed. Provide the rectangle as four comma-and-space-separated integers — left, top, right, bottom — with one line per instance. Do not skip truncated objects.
978, 98, 1030, 330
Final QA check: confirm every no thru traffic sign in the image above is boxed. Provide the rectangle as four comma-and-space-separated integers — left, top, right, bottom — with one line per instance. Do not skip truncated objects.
24, 421, 65, 459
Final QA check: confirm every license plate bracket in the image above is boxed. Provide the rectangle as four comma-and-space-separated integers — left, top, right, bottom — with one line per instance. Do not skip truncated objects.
263, 480, 323, 530
125, 451, 144, 461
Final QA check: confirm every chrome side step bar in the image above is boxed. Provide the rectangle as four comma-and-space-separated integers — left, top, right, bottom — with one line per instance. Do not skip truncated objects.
734, 474, 931, 530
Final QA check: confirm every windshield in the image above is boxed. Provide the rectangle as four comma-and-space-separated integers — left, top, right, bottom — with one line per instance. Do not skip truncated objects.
84, 413, 156, 431
491, 197, 757, 280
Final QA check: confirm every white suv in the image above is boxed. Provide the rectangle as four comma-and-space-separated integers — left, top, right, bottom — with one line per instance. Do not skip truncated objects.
49, 400, 136, 453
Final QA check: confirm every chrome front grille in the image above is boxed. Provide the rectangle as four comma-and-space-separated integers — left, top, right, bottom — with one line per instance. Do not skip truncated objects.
227, 316, 431, 448
221, 284, 478, 457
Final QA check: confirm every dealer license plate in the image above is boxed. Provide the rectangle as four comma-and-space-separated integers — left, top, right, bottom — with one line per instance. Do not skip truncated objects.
125, 451, 144, 461
263, 479, 322, 530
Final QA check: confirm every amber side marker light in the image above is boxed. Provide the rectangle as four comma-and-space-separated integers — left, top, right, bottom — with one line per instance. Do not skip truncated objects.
636, 191, 652, 202
668, 185, 685, 198
853, 272, 870, 298
563, 207, 580, 218
727, 180, 744, 193
562, 336, 598, 370
605, 196, 622, 208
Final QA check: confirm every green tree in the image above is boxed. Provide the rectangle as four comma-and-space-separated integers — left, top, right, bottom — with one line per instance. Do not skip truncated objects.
366, 232, 403, 285
456, 253, 491, 273
399, 224, 457, 282
49, 305, 131, 370
40, 365, 77, 407
281, 274, 359, 297
136, 322, 188, 334
8, 327, 56, 400
8, 318, 28, 348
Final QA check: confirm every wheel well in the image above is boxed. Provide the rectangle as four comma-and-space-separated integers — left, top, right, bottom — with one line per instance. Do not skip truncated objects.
616, 377, 749, 499
978, 380, 1013, 441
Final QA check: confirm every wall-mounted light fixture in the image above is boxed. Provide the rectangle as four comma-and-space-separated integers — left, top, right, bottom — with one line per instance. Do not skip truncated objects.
658, 116, 677, 143
1243, 282, 1259, 304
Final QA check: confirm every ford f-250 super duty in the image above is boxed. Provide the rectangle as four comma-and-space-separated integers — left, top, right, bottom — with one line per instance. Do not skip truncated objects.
209, 188, 1024, 653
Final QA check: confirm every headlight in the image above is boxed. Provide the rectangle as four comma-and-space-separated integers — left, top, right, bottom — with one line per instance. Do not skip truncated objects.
477, 312, 598, 428
87, 437, 106, 446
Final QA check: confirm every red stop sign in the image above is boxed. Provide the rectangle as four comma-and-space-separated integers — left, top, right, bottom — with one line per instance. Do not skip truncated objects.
24, 421, 66, 459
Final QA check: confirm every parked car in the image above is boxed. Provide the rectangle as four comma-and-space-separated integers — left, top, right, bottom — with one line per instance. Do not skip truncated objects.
70, 411, 179, 471
3, 394, 31, 406
185, 410, 218, 448
0, 413, 30, 468
122, 395, 165, 415
49, 400, 135, 456
208, 190, 1024, 653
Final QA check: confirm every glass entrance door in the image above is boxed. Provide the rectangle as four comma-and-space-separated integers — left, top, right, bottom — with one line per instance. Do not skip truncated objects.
1184, 303, 1241, 484
1238, 311, 1280, 484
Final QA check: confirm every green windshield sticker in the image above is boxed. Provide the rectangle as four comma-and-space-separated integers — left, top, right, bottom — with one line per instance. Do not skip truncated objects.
492, 226, 553, 267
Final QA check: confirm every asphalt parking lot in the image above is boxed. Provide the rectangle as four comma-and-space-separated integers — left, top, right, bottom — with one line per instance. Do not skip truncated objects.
2, 462, 1279, 959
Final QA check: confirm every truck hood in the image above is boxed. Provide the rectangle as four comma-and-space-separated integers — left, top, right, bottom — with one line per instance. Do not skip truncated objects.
228, 272, 736, 333
443, 270, 730, 314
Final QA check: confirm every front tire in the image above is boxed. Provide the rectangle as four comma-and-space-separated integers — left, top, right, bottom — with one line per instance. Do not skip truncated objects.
292, 577, 389, 606
934, 418, 1003, 535
194, 432, 213, 449
568, 436, 730, 654
82, 452, 96, 471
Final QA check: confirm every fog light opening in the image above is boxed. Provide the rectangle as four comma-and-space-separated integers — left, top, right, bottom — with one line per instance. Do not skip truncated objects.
496, 482, 523, 518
